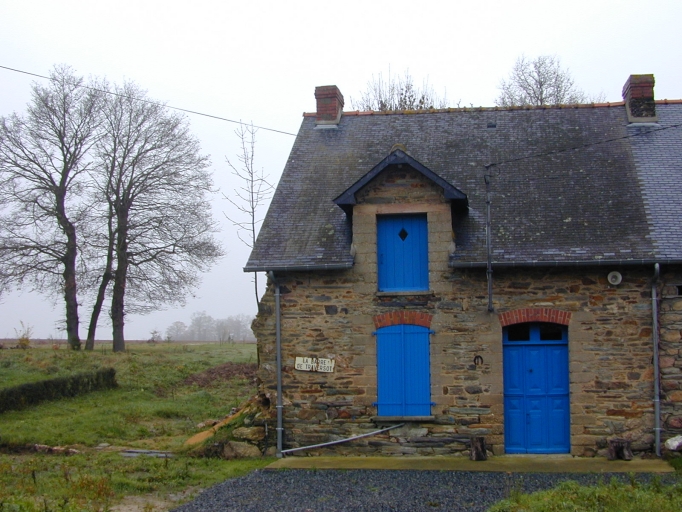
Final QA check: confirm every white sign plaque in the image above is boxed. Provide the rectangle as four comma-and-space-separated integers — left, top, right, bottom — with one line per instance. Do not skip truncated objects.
295, 357, 335, 373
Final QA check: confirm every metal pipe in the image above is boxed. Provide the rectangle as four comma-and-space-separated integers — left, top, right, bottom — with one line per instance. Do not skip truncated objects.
268, 271, 284, 458
652, 263, 662, 457
281, 423, 406, 455
484, 175, 494, 312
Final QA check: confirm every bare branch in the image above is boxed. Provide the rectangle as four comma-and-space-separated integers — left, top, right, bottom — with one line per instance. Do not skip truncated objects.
351, 69, 450, 111
496, 55, 605, 107
223, 122, 273, 306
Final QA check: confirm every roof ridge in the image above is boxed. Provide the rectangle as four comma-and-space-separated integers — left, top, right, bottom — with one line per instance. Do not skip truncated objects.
301, 101, 645, 117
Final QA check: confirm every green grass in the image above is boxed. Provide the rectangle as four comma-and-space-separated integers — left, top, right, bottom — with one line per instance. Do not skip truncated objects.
0, 342, 269, 510
0, 341, 254, 388
0, 342, 256, 449
488, 477, 682, 512
0, 452, 272, 511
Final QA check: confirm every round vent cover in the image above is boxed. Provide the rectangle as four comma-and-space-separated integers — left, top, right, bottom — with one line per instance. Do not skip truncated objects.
607, 271, 622, 286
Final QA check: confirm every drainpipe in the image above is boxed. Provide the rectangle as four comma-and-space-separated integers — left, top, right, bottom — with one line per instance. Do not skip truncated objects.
652, 263, 662, 457
268, 271, 284, 458
484, 174, 494, 312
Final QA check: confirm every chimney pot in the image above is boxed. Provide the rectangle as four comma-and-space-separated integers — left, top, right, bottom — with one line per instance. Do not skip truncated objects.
315, 86, 344, 126
622, 74, 657, 122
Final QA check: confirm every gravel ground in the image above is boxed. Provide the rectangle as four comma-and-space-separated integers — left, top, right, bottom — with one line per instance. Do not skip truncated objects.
172, 469, 677, 512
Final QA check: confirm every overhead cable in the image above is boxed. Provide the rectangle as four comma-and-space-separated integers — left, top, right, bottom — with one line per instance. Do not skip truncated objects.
0, 64, 297, 136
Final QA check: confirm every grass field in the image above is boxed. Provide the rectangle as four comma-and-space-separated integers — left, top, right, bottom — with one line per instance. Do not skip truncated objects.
0, 341, 272, 511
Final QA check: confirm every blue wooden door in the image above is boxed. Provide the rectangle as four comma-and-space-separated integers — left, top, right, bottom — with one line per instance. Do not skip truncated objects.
376, 324, 431, 416
377, 214, 428, 292
503, 323, 570, 453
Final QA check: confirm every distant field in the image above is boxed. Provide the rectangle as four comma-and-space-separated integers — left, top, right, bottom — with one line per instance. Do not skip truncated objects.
0, 338, 256, 346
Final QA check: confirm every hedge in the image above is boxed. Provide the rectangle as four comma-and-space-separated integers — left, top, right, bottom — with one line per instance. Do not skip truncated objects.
0, 367, 117, 413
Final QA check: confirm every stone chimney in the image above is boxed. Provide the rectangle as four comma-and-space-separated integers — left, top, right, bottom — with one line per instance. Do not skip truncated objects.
622, 74, 658, 122
315, 86, 344, 127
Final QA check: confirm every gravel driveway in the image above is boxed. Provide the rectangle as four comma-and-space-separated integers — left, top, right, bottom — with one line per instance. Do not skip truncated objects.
172, 469, 675, 511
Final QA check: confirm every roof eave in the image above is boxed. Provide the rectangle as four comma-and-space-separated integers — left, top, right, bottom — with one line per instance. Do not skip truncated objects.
449, 258, 682, 269
244, 262, 354, 273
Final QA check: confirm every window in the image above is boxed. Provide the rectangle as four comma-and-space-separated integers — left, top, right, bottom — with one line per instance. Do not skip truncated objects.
377, 214, 428, 292
376, 324, 431, 416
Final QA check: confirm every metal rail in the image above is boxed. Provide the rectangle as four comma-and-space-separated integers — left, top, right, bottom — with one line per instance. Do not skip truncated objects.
281, 423, 406, 456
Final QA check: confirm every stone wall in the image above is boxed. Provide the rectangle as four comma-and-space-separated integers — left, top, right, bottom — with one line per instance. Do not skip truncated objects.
660, 269, 682, 438
253, 264, 669, 457
251, 167, 679, 456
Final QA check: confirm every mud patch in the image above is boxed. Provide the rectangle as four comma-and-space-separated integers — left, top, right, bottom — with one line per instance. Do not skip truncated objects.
182, 362, 257, 388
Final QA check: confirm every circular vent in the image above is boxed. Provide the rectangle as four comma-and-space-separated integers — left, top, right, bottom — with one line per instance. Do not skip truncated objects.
607, 271, 622, 286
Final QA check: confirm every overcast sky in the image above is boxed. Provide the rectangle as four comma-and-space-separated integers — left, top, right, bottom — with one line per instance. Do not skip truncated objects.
1, 0, 681, 341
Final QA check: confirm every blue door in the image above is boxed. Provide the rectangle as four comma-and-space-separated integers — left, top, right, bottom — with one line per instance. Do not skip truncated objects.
376, 324, 431, 416
503, 323, 570, 453
377, 214, 428, 292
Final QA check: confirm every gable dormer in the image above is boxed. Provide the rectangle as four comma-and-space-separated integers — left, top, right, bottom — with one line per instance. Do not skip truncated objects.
333, 146, 468, 216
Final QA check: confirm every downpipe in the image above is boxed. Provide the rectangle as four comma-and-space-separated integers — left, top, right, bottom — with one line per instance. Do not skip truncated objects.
652, 263, 662, 457
268, 271, 284, 458
484, 174, 494, 312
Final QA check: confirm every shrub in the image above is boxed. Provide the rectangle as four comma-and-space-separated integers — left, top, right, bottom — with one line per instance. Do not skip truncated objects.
0, 368, 117, 413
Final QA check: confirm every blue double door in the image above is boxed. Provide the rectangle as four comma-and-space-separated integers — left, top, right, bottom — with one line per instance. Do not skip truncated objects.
503, 323, 570, 453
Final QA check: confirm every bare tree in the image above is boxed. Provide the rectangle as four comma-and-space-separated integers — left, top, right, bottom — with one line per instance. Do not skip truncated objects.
229, 313, 255, 341
187, 311, 216, 341
224, 122, 272, 306
93, 82, 223, 352
496, 55, 605, 107
0, 66, 103, 350
214, 318, 231, 344
351, 69, 449, 111
165, 321, 188, 342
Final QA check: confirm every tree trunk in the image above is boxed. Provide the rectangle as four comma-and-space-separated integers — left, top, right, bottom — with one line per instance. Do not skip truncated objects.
62, 262, 81, 350
85, 271, 112, 350
86, 212, 115, 350
111, 214, 128, 353
56, 192, 81, 350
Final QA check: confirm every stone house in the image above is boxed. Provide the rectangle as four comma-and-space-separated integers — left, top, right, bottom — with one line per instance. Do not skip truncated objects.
245, 75, 682, 457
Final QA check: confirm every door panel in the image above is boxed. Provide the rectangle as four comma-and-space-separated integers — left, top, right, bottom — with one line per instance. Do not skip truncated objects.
525, 347, 546, 395
377, 326, 404, 416
526, 397, 546, 452
504, 397, 526, 451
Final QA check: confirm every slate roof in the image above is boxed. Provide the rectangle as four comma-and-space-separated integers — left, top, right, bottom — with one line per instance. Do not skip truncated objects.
245, 101, 682, 272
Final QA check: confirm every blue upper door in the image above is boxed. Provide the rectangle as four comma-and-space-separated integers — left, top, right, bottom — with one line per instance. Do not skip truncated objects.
376, 324, 431, 416
377, 214, 428, 292
503, 322, 570, 454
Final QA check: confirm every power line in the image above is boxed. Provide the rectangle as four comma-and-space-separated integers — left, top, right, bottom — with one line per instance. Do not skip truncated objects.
485, 122, 682, 174
0, 64, 297, 136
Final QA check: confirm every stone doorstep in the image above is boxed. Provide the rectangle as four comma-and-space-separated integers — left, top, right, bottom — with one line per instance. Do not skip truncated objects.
266, 455, 674, 473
